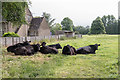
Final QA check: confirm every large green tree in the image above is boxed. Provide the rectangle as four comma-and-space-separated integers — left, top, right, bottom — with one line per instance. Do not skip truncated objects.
2, 2, 28, 26
51, 23, 62, 35
61, 17, 74, 31
101, 15, 118, 34
118, 17, 120, 34
90, 17, 106, 34
42, 12, 55, 28
73, 25, 89, 34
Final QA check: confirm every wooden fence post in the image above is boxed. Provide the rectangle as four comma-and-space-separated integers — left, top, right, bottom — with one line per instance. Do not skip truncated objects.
22, 37, 23, 42
25, 37, 27, 41
5, 37, 7, 46
16, 38, 17, 44
19, 37, 20, 43
12, 37, 14, 45
44, 36, 45, 39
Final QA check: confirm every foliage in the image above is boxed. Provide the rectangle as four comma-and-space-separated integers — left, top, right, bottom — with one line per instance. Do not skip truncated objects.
2, 35, 118, 78
2, 2, 28, 26
2, 32, 20, 37
61, 17, 74, 31
73, 26, 90, 34
42, 12, 55, 28
101, 15, 118, 34
51, 23, 62, 35
118, 18, 120, 34
90, 17, 106, 34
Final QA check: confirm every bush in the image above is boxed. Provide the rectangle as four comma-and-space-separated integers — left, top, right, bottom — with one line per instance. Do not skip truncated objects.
3, 32, 20, 37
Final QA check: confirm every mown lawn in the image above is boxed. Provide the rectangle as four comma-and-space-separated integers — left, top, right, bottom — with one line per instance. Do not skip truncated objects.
2, 35, 118, 78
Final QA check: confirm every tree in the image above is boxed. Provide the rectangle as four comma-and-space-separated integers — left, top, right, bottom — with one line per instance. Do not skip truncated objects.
51, 23, 62, 35
2, 2, 28, 26
118, 18, 120, 34
61, 17, 74, 31
73, 25, 89, 34
101, 15, 118, 34
42, 12, 55, 28
90, 17, 106, 34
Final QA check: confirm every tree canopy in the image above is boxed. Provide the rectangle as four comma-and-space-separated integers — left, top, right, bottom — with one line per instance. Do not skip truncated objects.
42, 12, 55, 28
90, 17, 106, 34
61, 17, 74, 31
51, 23, 62, 35
2, 2, 28, 26
101, 15, 118, 34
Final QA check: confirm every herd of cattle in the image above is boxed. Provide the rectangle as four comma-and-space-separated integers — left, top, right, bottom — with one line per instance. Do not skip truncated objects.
7, 41, 100, 56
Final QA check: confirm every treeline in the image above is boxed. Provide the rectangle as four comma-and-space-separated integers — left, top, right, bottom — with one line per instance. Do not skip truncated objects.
43, 13, 119, 35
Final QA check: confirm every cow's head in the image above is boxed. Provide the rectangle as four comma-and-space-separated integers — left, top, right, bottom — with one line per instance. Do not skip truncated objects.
94, 44, 100, 50
56, 43, 62, 49
41, 42, 46, 46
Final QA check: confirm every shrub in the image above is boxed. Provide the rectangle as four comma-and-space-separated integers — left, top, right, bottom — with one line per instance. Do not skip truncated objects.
3, 32, 20, 37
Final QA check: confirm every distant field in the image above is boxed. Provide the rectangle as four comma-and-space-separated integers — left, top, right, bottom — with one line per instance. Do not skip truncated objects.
2, 35, 118, 78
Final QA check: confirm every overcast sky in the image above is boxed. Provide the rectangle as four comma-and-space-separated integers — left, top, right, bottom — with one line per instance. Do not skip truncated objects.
29, 0, 119, 27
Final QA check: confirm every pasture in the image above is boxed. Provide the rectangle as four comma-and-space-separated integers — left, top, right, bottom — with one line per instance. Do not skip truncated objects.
2, 35, 118, 78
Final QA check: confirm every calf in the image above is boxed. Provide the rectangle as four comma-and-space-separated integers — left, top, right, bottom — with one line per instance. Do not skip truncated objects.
76, 44, 100, 54
7, 41, 31, 53
62, 45, 77, 55
47, 43, 62, 49
39, 42, 58, 54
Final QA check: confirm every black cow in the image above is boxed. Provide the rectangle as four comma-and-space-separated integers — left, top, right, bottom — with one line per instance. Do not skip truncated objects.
14, 43, 40, 55
62, 45, 77, 55
31, 44, 41, 52
7, 41, 31, 53
76, 44, 100, 54
47, 43, 62, 49
39, 42, 58, 54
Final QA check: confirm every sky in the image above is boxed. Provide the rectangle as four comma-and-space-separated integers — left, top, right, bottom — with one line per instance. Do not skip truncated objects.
29, 0, 119, 27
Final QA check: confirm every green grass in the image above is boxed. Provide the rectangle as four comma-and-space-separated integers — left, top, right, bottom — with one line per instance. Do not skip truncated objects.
2, 35, 118, 78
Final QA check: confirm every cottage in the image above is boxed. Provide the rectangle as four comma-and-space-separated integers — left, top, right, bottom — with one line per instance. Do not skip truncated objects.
28, 17, 50, 36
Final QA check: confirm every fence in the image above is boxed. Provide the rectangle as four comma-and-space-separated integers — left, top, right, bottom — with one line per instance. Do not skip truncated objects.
0, 34, 82, 46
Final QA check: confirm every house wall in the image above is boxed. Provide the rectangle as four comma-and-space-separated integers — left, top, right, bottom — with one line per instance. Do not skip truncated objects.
16, 8, 33, 37
25, 8, 33, 24
17, 24, 30, 37
38, 18, 50, 36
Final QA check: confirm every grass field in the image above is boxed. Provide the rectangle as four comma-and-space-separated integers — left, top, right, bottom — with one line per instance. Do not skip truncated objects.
2, 35, 118, 78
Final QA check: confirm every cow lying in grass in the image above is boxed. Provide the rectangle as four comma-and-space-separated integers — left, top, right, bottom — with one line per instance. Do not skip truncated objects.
62, 45, 77, 55
76, 44, 100, 54
7, 41, 41, 55
14, 44, 40, 55
7, 41, 31, 53
39, 42, 58, 54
